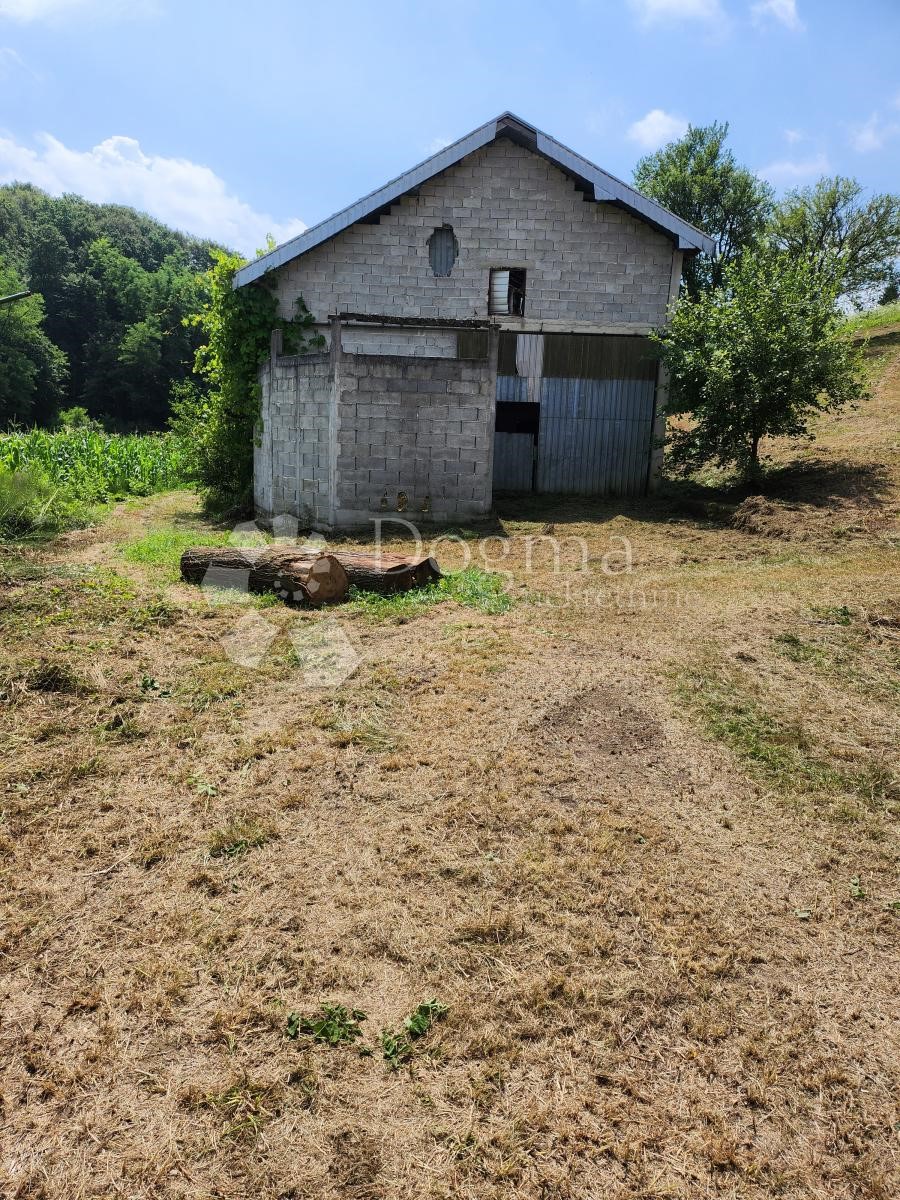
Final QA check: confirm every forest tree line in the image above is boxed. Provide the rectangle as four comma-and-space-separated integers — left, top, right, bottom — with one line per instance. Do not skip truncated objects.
0, 182, 220, 430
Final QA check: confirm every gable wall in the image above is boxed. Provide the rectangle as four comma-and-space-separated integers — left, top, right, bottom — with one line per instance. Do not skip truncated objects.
272, 139, 677, 330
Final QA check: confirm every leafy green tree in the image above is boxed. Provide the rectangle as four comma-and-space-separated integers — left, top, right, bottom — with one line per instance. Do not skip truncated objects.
0, 182, 219, 426
0, 262, 67, 425
770, 177, 900, 306
87, 237, 152, 323
171, 250, 323, 511
878, 281, 898, 306
653, 248, 867, 483
27, 220, 74, 313
633, 122, 774, 297
55, 405, 97, 429
77, 243, 206, 429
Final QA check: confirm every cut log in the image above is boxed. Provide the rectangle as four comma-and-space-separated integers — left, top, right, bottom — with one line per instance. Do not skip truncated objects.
331, 551, 442, 594
271, 548, 440, 596
180, 547, 349, 606
180, 546, 441, 602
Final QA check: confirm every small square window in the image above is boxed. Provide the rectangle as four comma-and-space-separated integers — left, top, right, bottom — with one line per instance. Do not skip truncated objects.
489, 268, 526, 316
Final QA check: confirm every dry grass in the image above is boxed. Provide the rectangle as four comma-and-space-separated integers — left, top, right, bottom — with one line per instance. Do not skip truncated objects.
1, 339, 899, 1198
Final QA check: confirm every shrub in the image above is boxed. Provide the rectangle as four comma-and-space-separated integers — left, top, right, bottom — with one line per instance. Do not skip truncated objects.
0, 469, 89, 540
56, 406, 100, 430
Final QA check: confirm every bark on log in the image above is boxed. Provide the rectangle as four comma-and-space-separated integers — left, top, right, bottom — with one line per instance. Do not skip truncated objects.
333, 551, 441, 594
181, 546, 441, 601
180, 547, 349, 606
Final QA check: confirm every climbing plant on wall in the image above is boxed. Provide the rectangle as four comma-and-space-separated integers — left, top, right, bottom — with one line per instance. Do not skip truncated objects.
171, 249, 323, 512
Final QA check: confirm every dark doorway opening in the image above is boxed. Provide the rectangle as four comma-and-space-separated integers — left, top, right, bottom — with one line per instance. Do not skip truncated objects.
493, 400, 539, 492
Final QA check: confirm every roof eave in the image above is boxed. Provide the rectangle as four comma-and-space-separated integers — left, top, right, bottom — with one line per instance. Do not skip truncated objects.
233, 113, 715, 289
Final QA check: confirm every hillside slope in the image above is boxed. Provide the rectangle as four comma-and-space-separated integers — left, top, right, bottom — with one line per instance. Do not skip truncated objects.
0, 328, 897, 1199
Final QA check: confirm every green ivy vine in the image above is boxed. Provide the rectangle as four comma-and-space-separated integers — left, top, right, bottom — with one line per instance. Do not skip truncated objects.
171, 248, 324, 513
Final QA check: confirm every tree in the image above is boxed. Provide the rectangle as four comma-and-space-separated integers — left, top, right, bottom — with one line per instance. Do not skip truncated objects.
633, 122, 773, 297
770, 177, 900, 306
879, 281, 898, 306
653, 247, 867, 483
78, 241, 204, 428
170, 250, 323, 512
0, 262, 67, 426
0, 182, 220, 426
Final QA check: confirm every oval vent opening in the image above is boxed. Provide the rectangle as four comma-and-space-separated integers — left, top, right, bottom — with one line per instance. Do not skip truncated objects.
428, 225, 458, 277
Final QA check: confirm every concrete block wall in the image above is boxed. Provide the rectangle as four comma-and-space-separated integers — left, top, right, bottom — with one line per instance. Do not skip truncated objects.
255, 347, 496, 529
273, 137, 676, 332
340, 327, 458, 358
333, 354, 495, 526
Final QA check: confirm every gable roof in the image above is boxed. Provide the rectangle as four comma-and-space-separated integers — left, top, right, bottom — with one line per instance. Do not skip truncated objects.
233, 112, 715, 289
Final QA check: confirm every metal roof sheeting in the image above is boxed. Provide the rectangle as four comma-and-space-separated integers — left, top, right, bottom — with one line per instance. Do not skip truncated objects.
233, 112, 715, 289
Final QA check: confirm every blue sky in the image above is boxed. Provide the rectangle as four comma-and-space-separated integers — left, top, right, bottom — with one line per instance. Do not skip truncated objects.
1, 0, 898, 255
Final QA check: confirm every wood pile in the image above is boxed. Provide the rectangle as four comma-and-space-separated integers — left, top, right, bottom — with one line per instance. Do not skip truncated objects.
180, 546, 440, 605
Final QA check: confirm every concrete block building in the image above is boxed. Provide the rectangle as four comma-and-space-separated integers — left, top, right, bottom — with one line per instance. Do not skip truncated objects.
235, 113, 714, 529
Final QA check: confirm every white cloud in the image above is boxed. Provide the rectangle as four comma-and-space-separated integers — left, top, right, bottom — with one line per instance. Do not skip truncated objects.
849, 111, 900, 154
783, 128, 803, 144
753, 0, 801, 30
0, 44, 25, 74
0, 0, 152, 19
0, 132, 306, 255
628, 0, 723, 23
751, 0, 803, 29
757, 152, 829, 185
0, 44, 39, 79
627, 108, 689, 151
425, 136, 452, 155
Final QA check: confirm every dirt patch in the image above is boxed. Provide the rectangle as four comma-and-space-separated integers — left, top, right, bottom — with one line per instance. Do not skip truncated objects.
731, 494, 806, 538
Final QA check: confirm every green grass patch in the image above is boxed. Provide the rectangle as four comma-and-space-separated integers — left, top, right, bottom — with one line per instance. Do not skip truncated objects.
348, 566, 512, 622
773, 632, 824, 664
381, 999, 449, 1070
0, 469, 93, 541
675, 667, 898, 812
120, 526, 274, 584
811, 604, 854, 626
121, 528, 232, 580
0, 566, 138, 636
312, 695, 398, 752
127, 596, 179, 629
199, 1080, 281, 1142
208, 816, 276, 860
843, 302, 900, 334
286, 1003, 367, 1046
774, 607, 900, 701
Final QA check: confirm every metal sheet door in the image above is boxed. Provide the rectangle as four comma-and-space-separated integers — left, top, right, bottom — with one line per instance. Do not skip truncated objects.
493, 433, 535, 490
534, 335, 658, 495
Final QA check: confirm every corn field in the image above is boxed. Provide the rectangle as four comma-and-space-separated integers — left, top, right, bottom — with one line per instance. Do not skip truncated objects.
0, 428, 189, 501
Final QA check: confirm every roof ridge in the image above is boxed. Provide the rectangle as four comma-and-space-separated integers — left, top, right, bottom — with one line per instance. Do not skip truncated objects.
234, 113, 714, 288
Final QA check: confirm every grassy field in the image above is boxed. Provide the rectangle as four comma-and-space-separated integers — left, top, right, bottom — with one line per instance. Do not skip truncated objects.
0, 328, 897, 1199
0, 427, 188, 539
844, 299, 900, 335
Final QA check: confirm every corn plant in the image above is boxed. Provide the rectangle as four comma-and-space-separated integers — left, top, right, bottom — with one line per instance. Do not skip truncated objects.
0, 427, 189, 501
